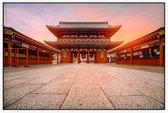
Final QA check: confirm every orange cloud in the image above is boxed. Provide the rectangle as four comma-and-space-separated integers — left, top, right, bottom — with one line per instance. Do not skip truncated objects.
4, 4, 164, 45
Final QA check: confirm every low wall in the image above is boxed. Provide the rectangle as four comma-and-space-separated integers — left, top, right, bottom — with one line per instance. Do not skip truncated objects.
133, 59, 159, 65
117, 59, 159, 65
4, 57, 51, 65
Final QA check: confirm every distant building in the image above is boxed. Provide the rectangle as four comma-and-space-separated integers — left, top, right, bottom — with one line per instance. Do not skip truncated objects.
107, 27, 165, 66
3, 26, 60, 67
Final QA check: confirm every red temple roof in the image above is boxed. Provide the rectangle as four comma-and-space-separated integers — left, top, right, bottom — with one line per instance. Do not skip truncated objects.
107, 27, 165, 53
4, 26, 60, 53
46, 21, 121, 39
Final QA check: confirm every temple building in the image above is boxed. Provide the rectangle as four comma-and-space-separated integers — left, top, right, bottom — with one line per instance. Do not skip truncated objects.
3, 22, 164, 66
107, 27, 165, 66
44, 22, 123, 63
3, 26, 60, 67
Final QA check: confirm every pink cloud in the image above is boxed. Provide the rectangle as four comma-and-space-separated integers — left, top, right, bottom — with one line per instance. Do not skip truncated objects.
4, 4, 164, 45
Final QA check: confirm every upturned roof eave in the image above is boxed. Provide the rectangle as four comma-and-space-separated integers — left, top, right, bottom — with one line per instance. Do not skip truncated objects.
46, 25, 120, 29
4, 26, 60, 53
107, 27, 165, 53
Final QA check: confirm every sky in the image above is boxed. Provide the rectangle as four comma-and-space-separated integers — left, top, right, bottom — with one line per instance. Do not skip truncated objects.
4, 3, 164, 45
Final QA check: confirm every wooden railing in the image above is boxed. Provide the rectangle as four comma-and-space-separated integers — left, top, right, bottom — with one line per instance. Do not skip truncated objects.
4, 48, 51, 66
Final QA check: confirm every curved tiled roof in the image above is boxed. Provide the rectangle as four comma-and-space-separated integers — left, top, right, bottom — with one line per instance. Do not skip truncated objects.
46, 21, 121, 39
107, 27, 165, 53
4, 26, 60, 53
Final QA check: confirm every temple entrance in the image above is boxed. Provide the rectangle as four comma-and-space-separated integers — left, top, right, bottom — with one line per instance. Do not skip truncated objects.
70, 51, 97, 63
71, 52, 78, 63
81, 53, 87, 63
88, 52, 96, 63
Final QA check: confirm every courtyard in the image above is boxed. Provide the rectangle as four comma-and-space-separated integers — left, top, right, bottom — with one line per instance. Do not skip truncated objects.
3, 64, 164, 110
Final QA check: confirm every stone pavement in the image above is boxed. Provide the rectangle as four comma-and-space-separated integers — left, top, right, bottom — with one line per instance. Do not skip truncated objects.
3, 64, 165, 109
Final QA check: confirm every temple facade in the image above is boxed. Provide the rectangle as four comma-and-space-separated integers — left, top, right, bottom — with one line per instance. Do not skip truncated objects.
45, 22, 123, 63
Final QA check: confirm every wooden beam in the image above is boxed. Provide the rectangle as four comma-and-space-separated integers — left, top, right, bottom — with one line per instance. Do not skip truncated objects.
159, 38, 164, 66
36, 48, 39, 65
87, 51, 90, 63
4, 48, 6, 65
78, 50, 80, 63
13, 48, 18, 67
49, 51, 52, 64
24, 48, 29, 67
57, 53, 59, 64
130, 47, 133, 65
8, 37, 12, 66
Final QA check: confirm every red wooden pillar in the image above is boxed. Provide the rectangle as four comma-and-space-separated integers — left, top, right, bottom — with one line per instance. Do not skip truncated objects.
4, 48, 6, 65
36, 48, 39, 65
16, 48, 19, 66
14, 48, 17, 64
130, 47, 133, 65
96, 50, 98, 63
87, 51, 90, 63
8, 37, 12, 66
49, 51, 52, 64
115, 52, 117, 64
104, 50, 107, 63
78, 50, 80, 63
159, 38, 164, 66
68, 50, 71, 63
13, 48, 18, 67
42, 52, 44, 60
94, 53, 96, 63
110, 53, 112, 63
14, 48, 19, 67
24, 48, 29, 67
116, 51, 119, 64
57, 53, 59, 64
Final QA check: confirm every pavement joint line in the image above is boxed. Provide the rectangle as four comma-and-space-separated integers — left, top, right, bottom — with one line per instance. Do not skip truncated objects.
4, 64, 164, 109
3, 75, 60, 108
20, 83, 46, 85
4, 78, 38, 91
127, 84, 164, 105
143, 95, 165, 105
4, 85, 42, 109
4, 69, 51, 78
127, 83, 164, 89
32, 92, 68, 95
106, 94, 146, 97
55, 78, 74, 80
110, 73, 148, 95
4, 77, 33, 81
87, 65, 116, 109
73, 83, 98, 84
59, 66, 81, 109
22, 77, 58, 85
126, 72, 162, 82
4, 67, 63, 77
105, 64, 164, 74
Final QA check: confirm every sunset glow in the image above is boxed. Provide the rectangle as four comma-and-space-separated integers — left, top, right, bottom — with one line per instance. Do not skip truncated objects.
4, 3, 164, 45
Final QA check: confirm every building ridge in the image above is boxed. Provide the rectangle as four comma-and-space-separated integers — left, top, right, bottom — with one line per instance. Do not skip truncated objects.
59, 21, 109, 24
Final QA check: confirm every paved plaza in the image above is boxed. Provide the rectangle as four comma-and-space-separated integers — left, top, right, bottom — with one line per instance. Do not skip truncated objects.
3, 64, 164, 109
